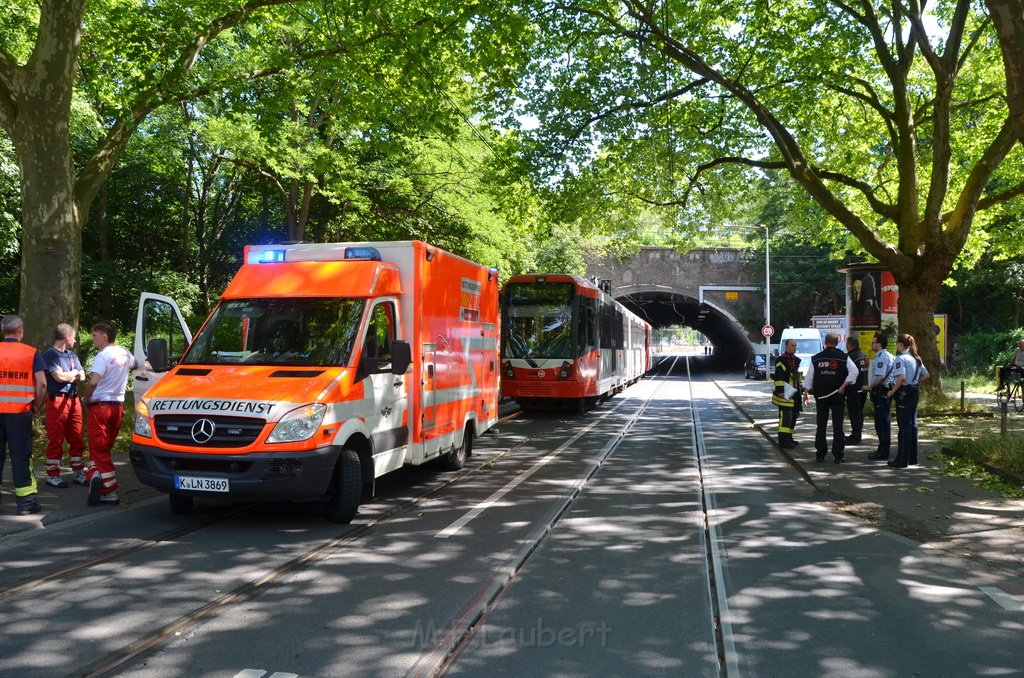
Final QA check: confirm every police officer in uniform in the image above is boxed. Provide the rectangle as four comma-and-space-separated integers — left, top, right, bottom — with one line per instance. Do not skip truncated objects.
771, 339, 802, 449
0, 315, 47, 515
802, 333, 857, 463
887, 333, 930, 468
844, 337, 869, 444
866, 333, 895, 460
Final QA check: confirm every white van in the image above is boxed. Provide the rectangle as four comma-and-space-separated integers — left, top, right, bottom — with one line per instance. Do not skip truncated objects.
778, 327, 823, 374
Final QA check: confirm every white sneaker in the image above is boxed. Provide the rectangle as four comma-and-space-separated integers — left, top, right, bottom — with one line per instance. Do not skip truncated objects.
45, 476, 69, 489
72, 470, 88, 486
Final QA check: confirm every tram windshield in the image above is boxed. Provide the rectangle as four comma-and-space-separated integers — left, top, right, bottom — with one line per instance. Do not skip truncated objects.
503, 282, 574, 360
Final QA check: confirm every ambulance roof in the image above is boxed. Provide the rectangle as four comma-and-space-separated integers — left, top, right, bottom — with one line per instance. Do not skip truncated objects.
222, 260, 403, 299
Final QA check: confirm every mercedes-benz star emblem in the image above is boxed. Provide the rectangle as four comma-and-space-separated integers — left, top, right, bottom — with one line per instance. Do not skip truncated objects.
191, 418, 216, 444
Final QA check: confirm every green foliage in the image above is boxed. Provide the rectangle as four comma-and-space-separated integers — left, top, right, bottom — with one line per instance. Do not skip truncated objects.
938, 441, 1024, 498
951, 329, 1024, 374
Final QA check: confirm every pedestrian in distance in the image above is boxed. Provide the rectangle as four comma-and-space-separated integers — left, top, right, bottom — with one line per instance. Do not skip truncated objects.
0, 314, 47, 515
886, 333, 930, 469
866, 333, 896, 461
771, 338, 802, 449
802, 332, 857, 463
82, 321, 137, 507
844, 336, 869, 445
43, 323, 88, 488
995, 339, 1024, 392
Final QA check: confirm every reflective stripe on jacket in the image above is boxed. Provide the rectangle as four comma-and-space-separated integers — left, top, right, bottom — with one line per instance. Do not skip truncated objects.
0, 342, 38, 413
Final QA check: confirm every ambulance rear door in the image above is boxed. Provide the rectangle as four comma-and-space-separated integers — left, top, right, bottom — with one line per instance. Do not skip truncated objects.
133, 293, 193, 400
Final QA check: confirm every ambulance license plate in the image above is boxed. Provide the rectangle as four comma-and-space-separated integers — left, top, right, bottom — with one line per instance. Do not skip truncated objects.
174, 475, 229, 492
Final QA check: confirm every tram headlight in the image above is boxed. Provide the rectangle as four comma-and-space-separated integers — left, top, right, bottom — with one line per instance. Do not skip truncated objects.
503, 361, 515, 379
558, 361, 572, 379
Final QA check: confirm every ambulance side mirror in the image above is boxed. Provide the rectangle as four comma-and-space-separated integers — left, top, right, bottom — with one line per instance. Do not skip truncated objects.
390, 340, 412, 375
147, 338, 169, 372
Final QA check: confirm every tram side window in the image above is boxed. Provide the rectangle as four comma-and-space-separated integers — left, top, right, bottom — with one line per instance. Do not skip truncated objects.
577, 298, 597, 357
614, 310, 624, 348
599, 303, 613, 349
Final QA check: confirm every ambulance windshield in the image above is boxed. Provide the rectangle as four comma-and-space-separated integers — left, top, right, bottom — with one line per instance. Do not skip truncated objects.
503, 282, 574, 360
182, 298, 365, 366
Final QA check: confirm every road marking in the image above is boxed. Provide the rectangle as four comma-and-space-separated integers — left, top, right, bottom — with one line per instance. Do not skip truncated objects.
435, 402, 626, 539
980, 586, 1024, 611
234, 671, 297, 678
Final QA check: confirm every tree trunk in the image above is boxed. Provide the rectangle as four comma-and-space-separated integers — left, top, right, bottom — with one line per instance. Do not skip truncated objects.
988, 0, 1024, 144
893, 262, 947, 392
4, 0, 86, 350
13, 106, 80, 352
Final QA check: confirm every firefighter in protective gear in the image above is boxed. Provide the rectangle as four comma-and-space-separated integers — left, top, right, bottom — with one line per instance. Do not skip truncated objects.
772, 338, 802, 449
0, 315, 47, 515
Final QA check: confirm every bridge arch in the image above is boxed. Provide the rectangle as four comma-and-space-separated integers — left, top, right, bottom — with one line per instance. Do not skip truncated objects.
585, 247, 766, 361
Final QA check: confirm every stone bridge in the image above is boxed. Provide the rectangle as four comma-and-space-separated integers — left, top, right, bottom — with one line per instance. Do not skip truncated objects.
586, 246, 766, 360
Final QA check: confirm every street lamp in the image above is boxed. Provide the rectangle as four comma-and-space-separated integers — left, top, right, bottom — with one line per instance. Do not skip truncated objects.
760, 224, 771, 375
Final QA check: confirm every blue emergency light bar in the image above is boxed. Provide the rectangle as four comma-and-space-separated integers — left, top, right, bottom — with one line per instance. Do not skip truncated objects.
255, 249, 286, 263
344, 247, 382, 261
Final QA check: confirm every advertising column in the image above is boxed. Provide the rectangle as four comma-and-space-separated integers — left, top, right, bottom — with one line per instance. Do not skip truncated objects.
839, 264, 946, 363
839, 263, 886, 357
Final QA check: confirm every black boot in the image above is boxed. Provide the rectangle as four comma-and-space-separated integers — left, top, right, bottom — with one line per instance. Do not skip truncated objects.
16, 496, 41, 516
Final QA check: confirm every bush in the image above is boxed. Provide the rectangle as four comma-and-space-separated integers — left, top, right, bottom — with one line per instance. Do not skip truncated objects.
952, 328, 1024, 375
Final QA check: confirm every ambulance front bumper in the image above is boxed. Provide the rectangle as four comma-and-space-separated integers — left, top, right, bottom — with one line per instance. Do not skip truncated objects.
128, 443, 340, 502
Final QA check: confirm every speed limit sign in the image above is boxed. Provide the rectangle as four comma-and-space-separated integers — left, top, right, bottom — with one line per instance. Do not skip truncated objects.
761, 325, 775, 338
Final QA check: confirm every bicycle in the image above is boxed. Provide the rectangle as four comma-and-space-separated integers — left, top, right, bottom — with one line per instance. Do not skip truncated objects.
996, 372, 1024, 412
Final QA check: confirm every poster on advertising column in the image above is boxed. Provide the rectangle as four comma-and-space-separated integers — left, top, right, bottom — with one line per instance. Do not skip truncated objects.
849, 270, 881, 329
880, 270, 899, 339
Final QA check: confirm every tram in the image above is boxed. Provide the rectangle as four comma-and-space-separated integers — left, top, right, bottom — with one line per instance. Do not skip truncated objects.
500, 274, 651, 410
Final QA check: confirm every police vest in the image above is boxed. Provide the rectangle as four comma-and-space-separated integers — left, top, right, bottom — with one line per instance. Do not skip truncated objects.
810, 347, 848, 398
0, 342, 37, 413
848, 349, 868, 388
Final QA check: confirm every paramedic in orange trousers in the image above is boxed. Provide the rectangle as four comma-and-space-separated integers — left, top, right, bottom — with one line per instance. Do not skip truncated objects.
43, 323, 88, 488
82, 321, 137, 507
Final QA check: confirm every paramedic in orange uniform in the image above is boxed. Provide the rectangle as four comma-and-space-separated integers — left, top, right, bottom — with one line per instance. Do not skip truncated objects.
0, 315, 47, 515
82, 321, 136, 507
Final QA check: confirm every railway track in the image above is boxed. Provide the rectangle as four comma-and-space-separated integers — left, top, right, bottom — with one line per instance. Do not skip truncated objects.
2, 355, 747, 677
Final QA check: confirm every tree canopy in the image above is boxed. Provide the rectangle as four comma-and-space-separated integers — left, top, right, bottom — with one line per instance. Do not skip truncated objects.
465, 0, 1024, 380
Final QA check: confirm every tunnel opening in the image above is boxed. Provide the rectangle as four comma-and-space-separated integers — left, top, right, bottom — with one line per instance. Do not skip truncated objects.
616, 287, 762, 372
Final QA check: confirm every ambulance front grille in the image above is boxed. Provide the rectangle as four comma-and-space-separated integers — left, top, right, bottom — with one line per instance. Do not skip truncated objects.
154, 415, 265, 448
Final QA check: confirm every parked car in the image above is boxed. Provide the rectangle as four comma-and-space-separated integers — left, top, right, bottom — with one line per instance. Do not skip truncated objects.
745, 354, 768, 380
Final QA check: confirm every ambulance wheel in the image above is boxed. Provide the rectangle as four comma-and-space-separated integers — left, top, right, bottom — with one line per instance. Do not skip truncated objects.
442, 427, 472, 471
169, 492, 194, 515
325, 446, 361, 523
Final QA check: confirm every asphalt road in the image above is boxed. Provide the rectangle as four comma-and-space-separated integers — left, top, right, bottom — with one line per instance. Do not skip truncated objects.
0, 356, 1021, 677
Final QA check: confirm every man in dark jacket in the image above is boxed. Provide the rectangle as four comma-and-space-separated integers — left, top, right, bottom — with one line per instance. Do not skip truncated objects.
844, 337, 869, 444
802, 333, 857, 463
771, 339, 802, 449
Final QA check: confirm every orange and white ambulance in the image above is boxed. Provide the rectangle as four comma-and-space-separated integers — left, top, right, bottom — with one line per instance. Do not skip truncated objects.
129, 241, 499, 522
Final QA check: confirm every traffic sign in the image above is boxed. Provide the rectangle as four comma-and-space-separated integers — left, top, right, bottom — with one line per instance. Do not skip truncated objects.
761, 325, 775, 337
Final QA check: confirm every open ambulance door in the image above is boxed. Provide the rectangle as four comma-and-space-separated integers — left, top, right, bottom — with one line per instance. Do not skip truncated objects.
133, 293, 193, 401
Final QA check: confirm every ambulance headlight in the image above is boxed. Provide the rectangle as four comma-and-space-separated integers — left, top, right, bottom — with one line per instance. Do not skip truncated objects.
268, 404, 327, 443
134, 401, 152, 437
